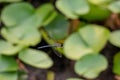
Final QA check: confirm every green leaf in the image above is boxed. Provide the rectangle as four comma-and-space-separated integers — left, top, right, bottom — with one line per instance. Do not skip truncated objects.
19, 49, 53, 68
66, 78, 83, 80
109, 30, 120, 48
43, 11, 57, 26
0, 72, 18, 80
45, 14, 69, 40
80, 4, 111, 21
1, 28, 41, 46
56, 0, 89, 19
88, 0, 112, 5
0, 55, 18, 72
64, 33, 93, 60
36, 3, 57, 26
1, 3, 55, 46
75, 54, 108, 79
78, 25, 110, 52
0, 0, 21, 2
18, 70, 28, 80
56, 0, 77, 19
0, 40, 23, 55
1, 28, 21, 44
108, 1, 120, 13
1, 14, 42, 46
113, 52, 120, 75
1, 2, 35, 27
1, 3, 56, 28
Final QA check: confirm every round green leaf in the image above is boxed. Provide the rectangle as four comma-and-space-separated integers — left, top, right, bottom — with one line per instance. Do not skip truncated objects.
1, 28, 41, 46
75, 54, 108, 79
36, 3, 57, 26
88, 0, 112, 5
1, 28, 21, 44
0, 72, 17, 80
0, 55, 18, 72
0, 40, 23, 55
1, 2, 35, 27
64, 25, 109, 60
19, 49, 53, 68
0, 0, 21, 2
108, 1, 120, 13
1, 3, 56, 28
68, 0, 89, 15
45, 14, 69, 40
80, 4, 111, 21
42, 11, 57, 26
78, 25, 110, 52
109, 30, 120, 48
18, 70, 28, 80
113, 52, 120, 75
64, 33, 93, 60
56, 0, 89, 19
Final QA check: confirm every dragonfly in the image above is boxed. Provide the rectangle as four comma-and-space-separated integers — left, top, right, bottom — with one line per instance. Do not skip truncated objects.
37, 43, 63, 57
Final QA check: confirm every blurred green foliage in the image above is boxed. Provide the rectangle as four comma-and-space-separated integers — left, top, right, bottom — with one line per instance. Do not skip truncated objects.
0, 0, 120, 80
